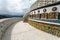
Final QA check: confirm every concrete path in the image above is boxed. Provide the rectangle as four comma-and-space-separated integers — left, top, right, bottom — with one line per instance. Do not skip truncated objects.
2, 21, 60, 40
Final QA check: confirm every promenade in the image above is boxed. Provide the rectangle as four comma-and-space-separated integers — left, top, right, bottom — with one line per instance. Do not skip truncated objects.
0, 18, 22, 40
2, 21, 60, 40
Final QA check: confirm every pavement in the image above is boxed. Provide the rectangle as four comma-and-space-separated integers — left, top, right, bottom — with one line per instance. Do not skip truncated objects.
2, 21, 60, 40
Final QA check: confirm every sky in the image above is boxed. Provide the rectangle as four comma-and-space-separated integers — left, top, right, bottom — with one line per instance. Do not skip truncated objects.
0, 0, 36, 15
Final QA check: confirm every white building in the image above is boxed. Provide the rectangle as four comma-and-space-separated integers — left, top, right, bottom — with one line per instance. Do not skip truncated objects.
30, 0, 60, 10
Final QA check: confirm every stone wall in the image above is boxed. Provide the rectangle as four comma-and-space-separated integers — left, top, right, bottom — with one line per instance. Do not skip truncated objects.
0, 18, 22, 40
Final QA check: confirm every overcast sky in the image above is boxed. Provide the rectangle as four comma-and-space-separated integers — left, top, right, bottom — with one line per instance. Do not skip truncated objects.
0, 0, 36, 15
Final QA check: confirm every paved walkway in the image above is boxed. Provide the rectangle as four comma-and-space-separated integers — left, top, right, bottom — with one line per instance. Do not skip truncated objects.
2, 21, 60, 40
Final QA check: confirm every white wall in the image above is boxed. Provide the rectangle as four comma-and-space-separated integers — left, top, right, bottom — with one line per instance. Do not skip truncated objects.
40, 5, 60, 13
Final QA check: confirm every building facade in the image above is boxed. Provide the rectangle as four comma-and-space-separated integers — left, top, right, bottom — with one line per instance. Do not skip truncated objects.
24, 0, 60, 37
30, 0, 59, 10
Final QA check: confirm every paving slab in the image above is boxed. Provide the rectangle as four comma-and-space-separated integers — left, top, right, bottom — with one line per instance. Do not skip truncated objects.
2, 21, 60, 40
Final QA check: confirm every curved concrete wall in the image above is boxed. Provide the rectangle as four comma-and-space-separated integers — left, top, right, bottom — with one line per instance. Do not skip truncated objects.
0, 18, 22, 40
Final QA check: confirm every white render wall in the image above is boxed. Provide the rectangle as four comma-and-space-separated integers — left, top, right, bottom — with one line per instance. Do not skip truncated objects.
30, 5, 60, 14
40, 5, 60, 13
30, 0, 60, 11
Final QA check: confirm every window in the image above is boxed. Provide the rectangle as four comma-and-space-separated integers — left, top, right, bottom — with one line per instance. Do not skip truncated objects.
39, 14, 41, 18
38, 10, 40, 13
58, 12, 60, 19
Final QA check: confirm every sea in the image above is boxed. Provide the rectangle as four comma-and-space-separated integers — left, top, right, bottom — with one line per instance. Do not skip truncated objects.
0, 18, 12, 22
0, 19, 7, 22
0, 18, 21, 22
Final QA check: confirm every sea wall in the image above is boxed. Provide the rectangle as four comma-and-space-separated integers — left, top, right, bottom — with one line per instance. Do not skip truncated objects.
0, 18, 22, 40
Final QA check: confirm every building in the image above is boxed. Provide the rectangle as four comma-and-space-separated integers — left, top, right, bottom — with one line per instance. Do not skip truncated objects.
30, 0, 59, 10
23, 0, 60, 37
